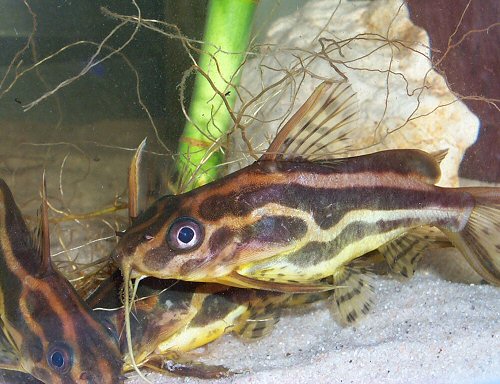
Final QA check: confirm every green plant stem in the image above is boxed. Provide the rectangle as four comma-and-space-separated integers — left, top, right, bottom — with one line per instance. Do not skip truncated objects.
178, 0, 257, 189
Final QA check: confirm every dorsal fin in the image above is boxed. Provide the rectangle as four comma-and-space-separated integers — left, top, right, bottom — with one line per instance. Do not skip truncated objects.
36, 172, 52, 275
128, 138, 171, 223
261, 81, 358, 161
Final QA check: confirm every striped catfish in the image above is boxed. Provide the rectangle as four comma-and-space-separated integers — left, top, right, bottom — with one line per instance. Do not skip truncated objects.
0, 178, 123, 383
86, 151, 330, 380
89, 270, 329, 379
113, 80, 500, 323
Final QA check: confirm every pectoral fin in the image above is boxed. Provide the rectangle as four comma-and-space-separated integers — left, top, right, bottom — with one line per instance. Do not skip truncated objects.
144, 356, 236, 379
223, 272, 336, 293
234, 307, 281, 340
0, 326, 23, 375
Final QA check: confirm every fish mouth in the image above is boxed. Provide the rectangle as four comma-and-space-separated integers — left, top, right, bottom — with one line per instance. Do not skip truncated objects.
110, 245, 125, 266
110, 249, 142, 280
129, 268, 143, 279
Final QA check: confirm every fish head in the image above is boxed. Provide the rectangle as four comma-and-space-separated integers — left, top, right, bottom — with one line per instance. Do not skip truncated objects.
112, 174, 256, 282
19, 272, 124, 384
0, 178, 124, 383
113, 190, 213, 280
113, 162, 311, 285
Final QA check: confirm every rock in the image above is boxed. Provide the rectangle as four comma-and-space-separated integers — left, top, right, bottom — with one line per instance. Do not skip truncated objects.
233, 0, 479, 187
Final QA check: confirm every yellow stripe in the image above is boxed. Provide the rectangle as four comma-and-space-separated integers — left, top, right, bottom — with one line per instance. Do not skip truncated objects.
155, 304, 247, 354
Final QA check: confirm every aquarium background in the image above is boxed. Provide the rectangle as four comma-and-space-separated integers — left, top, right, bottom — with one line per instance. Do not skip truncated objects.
0, 1, 498, 383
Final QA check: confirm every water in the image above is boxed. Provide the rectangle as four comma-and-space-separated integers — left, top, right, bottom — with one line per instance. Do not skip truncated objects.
0, 1, 497, 383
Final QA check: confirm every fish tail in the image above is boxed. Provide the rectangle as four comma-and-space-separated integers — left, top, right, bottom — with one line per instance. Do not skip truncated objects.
443, 187, 500, 286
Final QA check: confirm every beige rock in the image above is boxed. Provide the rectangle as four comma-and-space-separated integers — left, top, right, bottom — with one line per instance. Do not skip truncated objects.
233, 0, 479, 187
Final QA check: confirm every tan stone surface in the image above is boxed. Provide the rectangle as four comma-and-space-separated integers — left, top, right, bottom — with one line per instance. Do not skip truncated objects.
233, 0, 479, 187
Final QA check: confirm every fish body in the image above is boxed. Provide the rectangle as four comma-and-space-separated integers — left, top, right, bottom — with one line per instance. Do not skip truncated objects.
89, 270, 328, 377
115, 81, 500, 323
115, 150, 475, 281
0, 178, 123, 383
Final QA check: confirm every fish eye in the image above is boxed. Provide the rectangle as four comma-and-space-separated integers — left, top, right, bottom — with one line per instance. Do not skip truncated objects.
167, 217, 204, 251
102, 319, 119, 344
47, 342, 73, 374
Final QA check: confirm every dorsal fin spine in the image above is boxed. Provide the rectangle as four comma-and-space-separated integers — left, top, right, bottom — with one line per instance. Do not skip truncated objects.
38, 172, 52, 275
128, 138, 147, 222
286, 84, 345, 156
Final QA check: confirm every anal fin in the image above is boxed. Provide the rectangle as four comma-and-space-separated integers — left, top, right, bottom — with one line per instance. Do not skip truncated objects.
223, 272, 336, 293
378, 228, 431, 278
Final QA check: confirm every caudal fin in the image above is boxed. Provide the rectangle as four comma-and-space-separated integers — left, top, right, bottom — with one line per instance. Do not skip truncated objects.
444, 187, 500, 286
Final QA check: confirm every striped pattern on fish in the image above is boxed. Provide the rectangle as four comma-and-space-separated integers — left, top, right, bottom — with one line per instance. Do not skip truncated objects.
113, 81, 500, 324
0, 178, 123, 383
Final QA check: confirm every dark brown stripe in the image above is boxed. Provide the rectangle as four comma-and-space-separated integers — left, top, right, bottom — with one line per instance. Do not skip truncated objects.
23, 288, 63, 344
200, 183, 471, 230
142, 245, 177, 271
123, 194, 181, 245
209, 227, 236, 256
260, 149, 441, 179
190, 292, 239, 327
239, 216, 308, 245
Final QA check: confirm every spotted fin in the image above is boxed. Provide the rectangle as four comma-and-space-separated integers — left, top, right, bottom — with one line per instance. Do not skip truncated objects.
261, 81, 358, 161
330, 265, 374, 325
378, 229, 431, 278
442, 187, 500, 286
235, 308, 281, 340
354, 250, 390, 276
